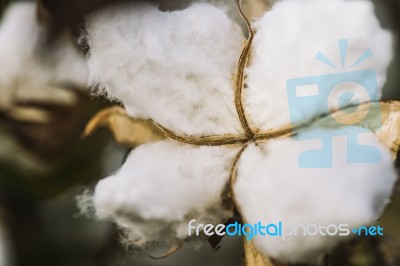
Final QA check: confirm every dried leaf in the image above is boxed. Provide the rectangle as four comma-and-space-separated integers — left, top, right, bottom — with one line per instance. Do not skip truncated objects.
81, 106, 165, 147
243, 239, 276, 266
147, 243, 183, 260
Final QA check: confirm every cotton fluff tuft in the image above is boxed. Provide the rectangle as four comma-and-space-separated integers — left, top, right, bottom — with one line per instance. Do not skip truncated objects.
0, 2, 88, 109
93, 140, 239, 243
234, 126, 396, 263
245, 0, 393, 131
85, 2, 244, 135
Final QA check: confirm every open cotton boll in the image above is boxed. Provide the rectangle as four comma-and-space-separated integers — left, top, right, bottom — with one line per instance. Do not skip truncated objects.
0, 2, 88, 108
93, 140, 238, 243
245, 0, 393, 131
233, 126, 396, 263
85, 2, 244, 135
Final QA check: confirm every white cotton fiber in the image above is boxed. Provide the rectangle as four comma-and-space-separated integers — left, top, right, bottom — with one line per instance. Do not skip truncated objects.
233, 126, 396, 263
93, 140, 239, 243
245, 0, 393, 131
85, 2, 244, 135
0, 2, 88, 108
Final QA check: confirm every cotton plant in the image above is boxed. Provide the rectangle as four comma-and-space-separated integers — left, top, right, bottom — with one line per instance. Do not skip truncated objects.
81, 0, 400, 264
0, 2, 88, 112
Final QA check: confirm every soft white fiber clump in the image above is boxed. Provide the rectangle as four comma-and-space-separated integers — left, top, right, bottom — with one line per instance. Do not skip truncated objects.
93, 140, 239, 242
0, 2, 89, 108
245, 0, 393, 131
85, 2, 244, 135
234, 126, 396, 263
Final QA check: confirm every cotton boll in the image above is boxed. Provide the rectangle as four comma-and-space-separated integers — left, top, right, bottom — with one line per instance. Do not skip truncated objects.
0, 2, 88, 109
233, 126, 396, 263
93, 140, 239, 243
85, 2, 244, 136
245, 0, 393, 131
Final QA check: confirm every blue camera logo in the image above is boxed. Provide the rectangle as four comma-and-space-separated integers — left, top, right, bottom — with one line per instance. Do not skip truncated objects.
286, 39, 381, 168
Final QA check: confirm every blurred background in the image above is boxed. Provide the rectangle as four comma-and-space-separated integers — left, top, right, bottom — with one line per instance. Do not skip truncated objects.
0, 0, 398, 266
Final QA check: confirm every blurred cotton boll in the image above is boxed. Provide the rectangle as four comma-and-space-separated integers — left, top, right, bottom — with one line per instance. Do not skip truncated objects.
84, 2, 245, 136
0, 2, 89, 110
233, 127, 397, 264
91, 140, 239, 244
245, 0, 393, 131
